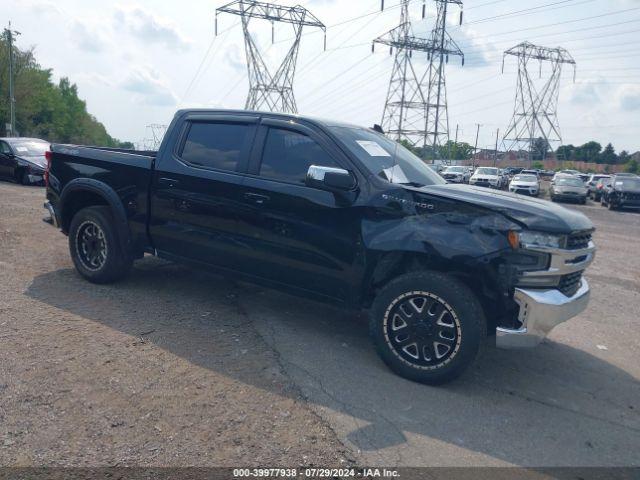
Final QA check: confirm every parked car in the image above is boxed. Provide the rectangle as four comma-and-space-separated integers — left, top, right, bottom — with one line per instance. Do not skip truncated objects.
592, 177, 612, 202
509, 174, 540, 196
469, 167, 501, 188
586, 174, 611, 199
503, 167, 523, 177
600, 175, 640, 210
441, 166, 470, 184
43, 109, 596, 385
0, 137, 50, 185
550, 176, 588, 204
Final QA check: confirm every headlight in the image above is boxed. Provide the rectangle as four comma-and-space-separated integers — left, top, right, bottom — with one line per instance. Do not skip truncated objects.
518, 231, 565, 249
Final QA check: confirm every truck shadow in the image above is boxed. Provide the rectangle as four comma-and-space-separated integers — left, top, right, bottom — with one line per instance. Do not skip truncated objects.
26, 259, 640, 466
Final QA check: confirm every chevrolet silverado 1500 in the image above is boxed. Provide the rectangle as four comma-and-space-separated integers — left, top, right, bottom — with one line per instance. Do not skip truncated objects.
44, 110, 596, 384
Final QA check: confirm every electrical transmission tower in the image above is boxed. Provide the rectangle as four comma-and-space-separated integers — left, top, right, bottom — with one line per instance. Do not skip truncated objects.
145, 124, 168, 150
502, 41, 576, 163
2, 22, 21, 137
374, 0, 463, 153
216, 0, 326, 114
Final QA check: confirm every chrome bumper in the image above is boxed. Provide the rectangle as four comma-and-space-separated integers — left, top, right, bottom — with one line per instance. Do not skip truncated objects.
496, 278, 590, 348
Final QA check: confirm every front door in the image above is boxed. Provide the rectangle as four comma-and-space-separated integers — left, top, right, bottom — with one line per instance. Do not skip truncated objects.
235, 119, 363, 302
0, 141, 13, 178
149, 114, 258, 271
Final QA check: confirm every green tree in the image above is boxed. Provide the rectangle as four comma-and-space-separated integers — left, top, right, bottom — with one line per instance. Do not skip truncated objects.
438, 141, 474, 160
556, 144, 575, 160
598, 143, 618, 165
626, 159, 639, 174
0, 37, 131, 147
619, 150, 630, 164
532, 161, 544, 170
576, 141, 602, 162
531, 137, 549, 160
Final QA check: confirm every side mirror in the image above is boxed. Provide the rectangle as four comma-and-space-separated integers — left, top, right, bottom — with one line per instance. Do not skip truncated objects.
306, 165, 356, 191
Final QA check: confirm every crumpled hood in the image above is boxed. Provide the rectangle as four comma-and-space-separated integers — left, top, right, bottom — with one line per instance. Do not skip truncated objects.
408, 183, 593, 234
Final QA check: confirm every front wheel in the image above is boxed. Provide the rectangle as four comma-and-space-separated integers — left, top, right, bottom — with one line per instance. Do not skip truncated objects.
69, 206, 133, 284
369, 271, 486, 385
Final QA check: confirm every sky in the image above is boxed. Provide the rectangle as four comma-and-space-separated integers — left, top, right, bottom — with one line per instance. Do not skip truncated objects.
3, 0, 640, 152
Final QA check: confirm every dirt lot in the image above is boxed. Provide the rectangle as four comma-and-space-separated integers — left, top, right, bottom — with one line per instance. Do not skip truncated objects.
0, 180, 638, 468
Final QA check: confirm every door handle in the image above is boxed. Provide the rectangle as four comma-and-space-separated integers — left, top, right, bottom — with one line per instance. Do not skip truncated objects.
159, 177, 180, 188
244, 192, 270, 205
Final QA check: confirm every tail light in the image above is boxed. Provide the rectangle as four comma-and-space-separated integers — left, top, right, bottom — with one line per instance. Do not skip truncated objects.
45, 150, 52, 187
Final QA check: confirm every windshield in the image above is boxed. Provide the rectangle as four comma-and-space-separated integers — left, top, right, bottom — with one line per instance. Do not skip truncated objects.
444, 167, 465, 173
476, 168, 498, 176
513, 175, 536, 182
556, 178, 585, 187
8, 140, 49, 156
329, 126, 445, 187
615, 177, 640, 189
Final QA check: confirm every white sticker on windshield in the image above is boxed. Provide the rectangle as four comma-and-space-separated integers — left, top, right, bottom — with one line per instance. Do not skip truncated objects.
382, 165, 410, 184
615, 182, 624, 186
15, 146, 28, 153
356, 140, 391, 157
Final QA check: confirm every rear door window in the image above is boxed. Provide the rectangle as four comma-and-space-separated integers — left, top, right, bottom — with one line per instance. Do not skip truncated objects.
180, 122, 255, 172
259, 127, 339, 184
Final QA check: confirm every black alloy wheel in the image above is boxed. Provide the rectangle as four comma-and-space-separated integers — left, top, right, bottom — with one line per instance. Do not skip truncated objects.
75, 221, 108, 271
384, 292, 461, 370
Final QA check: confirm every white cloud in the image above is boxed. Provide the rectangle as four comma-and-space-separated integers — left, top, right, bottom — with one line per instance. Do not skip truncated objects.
120, 66, 178, 107
68, 20, 110, 53
617, 85, 640, 111
114, 5, 191, 51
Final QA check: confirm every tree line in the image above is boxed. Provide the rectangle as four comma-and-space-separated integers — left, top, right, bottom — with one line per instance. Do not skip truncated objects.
0, 37, 132, 148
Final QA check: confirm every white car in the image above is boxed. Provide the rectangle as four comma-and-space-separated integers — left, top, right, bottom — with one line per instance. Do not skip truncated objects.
509, 174, 540, 196
469, 167, 501, 188
441, 166, 470, 184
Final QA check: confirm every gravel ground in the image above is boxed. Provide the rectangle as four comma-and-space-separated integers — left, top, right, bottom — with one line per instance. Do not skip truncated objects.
0, 182, 352, 467
1, 179, 638, 468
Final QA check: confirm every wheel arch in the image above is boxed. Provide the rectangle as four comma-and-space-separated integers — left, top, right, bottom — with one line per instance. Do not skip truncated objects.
361, 250, 503, 332
60, 179, 132, 255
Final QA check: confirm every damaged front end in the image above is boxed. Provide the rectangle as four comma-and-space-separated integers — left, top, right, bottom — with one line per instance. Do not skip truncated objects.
362, 186, 596, 348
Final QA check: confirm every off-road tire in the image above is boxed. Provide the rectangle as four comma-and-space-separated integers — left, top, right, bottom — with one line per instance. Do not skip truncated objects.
69, 206, 132, 284
369, 271, 486, 385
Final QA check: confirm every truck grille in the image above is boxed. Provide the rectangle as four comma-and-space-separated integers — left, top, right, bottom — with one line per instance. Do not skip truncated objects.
567, 232, 592, 250
559, 271, 584, 297
623, 192, 640, 201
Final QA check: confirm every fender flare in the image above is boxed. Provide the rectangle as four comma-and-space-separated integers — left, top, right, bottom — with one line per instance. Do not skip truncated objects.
60, 178, 132, 254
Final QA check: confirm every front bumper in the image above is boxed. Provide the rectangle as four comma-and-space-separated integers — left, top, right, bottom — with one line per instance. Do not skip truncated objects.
496, 278, 590, 348
444, 176, 464, 183
510, 186, 539, 196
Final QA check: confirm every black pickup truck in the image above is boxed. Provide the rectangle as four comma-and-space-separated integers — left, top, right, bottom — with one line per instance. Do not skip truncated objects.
44, 109, 596, 384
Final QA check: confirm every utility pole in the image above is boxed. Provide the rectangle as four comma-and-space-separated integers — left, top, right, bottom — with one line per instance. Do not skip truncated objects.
374, 0, 464, 155
493, 128, 499, 167
3, 22, 21, 137
501, 41, 576, 166
473, 123, 481, 165
216, 1, 326, 114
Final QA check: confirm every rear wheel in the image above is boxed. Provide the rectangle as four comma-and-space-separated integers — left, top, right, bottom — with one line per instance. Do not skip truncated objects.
370, 271, 486, 385
69, 206, 132, 284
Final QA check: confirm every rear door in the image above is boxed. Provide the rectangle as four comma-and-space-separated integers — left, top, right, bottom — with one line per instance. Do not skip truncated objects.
234, 118, 362, 302
149, 113, 258, 270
